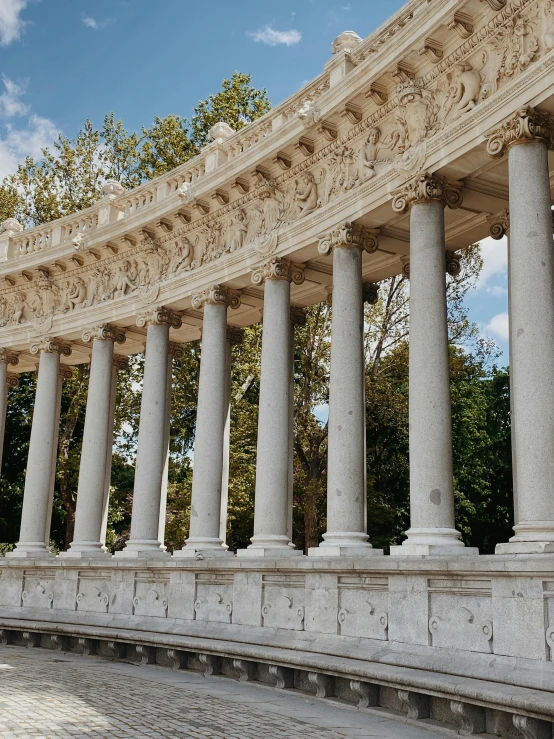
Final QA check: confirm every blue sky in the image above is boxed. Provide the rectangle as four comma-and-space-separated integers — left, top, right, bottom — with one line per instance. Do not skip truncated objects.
0, 0, 509, 363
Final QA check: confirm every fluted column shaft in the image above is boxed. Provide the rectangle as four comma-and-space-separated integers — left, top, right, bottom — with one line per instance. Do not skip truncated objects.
9, 339, 71, 558
64, 326, 125, 558
119, 308, 181, 558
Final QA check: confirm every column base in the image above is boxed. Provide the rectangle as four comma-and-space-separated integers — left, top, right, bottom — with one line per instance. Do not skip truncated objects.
59, 542, 111, 559
6, 543, 54, 559
496, 541, 554, 554
496, 523, 554, 554
390, 527, 478, 557
308, 532, 383, 558
115, 539, 169, 559
237, 547, 303, 558
174, 536, 231, 559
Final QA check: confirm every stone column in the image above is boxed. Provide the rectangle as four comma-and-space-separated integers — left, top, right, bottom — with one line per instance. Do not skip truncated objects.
8, 337, 71, 558
176, 285, 241, 557
389, 173, 477, 556
0, 349, 19, 474
487, 108, 554, 553
288, 308, 307, 545
309, 224, 383, 557
62, 325, 126, 558
118, 307, 181, 558
238, 259, 305, 557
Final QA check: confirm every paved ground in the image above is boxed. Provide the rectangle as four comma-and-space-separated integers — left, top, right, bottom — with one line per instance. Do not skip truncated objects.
0, 645, 443, 738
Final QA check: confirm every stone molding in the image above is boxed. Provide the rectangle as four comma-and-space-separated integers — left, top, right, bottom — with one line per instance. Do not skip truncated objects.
0, 349, 18, 366
226, 327, 244, 345
250, 259, 305, 286
489, 209, 511, 239
136, 307, 182, 329
30, 337, 72, 357
486, 106, 554, 158
318, 223, 379, 255
191, 285, 242, 310
290, 307, 308, 326
362, 283, 380, 305
58, 365, 74, 380
82, 324, 127, 344
6, 373, 18, 388
399, 252, 461, 279
391, 173, 463, 213
168, 342, 185, 360
113, 355, 129, 371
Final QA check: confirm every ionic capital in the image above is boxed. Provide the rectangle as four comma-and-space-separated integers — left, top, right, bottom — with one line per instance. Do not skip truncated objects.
363, 283, 380, 305
392, 173, 463, 213
6, 373, 18, 388
488, 209, 510, 240
169, 341, 185, 360
82, 324, 126, 344
113, 354, 129, 371
290, 306, 307, 326
486, 107, 554, 159
318, 222, 379, 256
59, 365, 74, 380
136, 307, 182, 329
30, 337, 72, 357
401, 257, 410, 279
191, 285, 241, 310
226, 326, 244, 345
251, 258, 305, 286
446, 251, 462, 277
0, 349, 19, 366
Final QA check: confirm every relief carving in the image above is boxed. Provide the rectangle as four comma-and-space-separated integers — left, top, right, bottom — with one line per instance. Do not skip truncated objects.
194, 588, 233, 623
429, 606, 493, 653
261, 590, 305, 631
21, 579, 54, 609
133, 585, 169, 618
76, 580, 110, 613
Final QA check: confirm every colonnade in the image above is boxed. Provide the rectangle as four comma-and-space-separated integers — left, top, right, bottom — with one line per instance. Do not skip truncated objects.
1, 114, 553, 558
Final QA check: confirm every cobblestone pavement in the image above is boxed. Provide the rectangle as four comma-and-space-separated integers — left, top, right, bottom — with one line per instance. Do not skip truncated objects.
0, 645, 441, 738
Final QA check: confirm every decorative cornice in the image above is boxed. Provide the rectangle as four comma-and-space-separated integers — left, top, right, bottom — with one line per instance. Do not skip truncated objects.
363, 283, 380, 305
113, 354, 129, 371
191, 285, 242, 310
226, 326, 244, 345
290, 306, 308, 326
446, 251, 462, 277
0, 349, 18, 366
251, 258, 305, 286
392, 173, 463, 213
136, 307, 182, 329
6, 373, 18, 388
488, 209, 510, 240
59, 365, 74, 380
318, 223, 380, 256
168, 341, 185, 360
82, 324, 127, 344
30, 337, 72, 357
486, 107, 554, 159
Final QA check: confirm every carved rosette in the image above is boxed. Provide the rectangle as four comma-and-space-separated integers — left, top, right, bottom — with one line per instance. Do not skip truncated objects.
446, 252, 462, 277
250, 258, 305, 286
226, 327, 244, 345
136, 307, 183, 329
0, 349, 18, 366
168, 342, 185, 360
58, 365, 74, 380
392, 173, 463, 213
191, 285, 242, 310
113, 355, 129, 371
486, 107, 554, 159
362, 283, 380, 305
82, 324, 126, 344
488, 209, 510, 240
6, 373, 19, 388
318, 223, 380, 256
30, 337, 72, 357
290, 306, 307, 326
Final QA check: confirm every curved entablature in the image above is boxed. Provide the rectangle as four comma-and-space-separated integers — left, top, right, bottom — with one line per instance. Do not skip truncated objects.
1, 0, 554, 369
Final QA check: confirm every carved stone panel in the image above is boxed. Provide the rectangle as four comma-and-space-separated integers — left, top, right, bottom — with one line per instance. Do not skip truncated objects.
21, 570, 55, 609
337, 576, 389, 640
194, 574, 233, 624
76, 572, 111, 613
428, 579, 493, 653
133, 572, 169, 618
261, 575, 305, 631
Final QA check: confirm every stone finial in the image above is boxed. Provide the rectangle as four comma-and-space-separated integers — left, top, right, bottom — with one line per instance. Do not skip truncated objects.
363, 283, 380, 305
208, 121, 235, 145
251, 258, 305, 286
191, 285, 241, 310
318, 222, 380, 256
136, 307, 182, 329
290, 306, 307, 326
331, 30, 362, 55
168, 341, 185, 359
30, 337, 72, 357
0, 349, 18, 366
72, 232, 87, 251
486, 106, 554, 159
59, 365, 74, 380
102, 180, 125, 199
1, 218, 23, 235
488, 209, 510, 240
391, 173, 463, 213
82, 324, 126, 344
6, 373, 19, 388
113, 355, 129, 371
226, 327, 244, 345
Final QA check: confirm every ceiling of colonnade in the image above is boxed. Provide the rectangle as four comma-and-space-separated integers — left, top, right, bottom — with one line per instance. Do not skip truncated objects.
1, 0, 554, 371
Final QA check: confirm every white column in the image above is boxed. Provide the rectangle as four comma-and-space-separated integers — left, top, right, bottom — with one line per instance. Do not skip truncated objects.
0, 349, 18, 474
489, 111, 554, 554
8, 337, 71, 558
62, 325, 126, 558
118, 307, 181, 558
390, 174, 477, 556
239, 259, 304, 557
309, 225, 382, 557
176, 285, 240, 557
288, 307, 306, 546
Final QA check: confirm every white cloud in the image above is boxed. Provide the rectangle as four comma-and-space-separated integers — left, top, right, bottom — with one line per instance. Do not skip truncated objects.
486, 284, 508, 298
0, 76, 29, 119
0, 0, 29, 46
82, 15, 112, 30
477, 236, 508, 291
485, 312, 509, 342
248, 26, 302, 46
